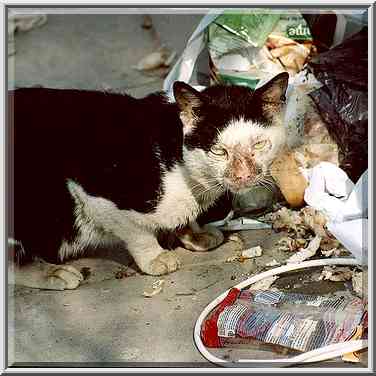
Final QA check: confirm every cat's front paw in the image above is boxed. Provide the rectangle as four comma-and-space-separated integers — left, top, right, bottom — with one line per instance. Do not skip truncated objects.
178, 225, 224, 252
148, 251, 181, 276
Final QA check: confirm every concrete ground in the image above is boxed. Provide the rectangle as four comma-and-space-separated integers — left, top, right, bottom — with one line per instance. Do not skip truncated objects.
7, 11, 367, 368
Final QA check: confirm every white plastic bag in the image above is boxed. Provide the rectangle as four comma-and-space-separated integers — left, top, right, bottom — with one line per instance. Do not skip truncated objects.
303, 164, 368, 264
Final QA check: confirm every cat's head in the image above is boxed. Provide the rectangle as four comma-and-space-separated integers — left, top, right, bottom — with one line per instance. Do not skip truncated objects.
173, 72, 289, 194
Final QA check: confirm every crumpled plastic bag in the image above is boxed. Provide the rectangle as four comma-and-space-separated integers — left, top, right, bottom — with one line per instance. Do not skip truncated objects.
208, 10, 314, 88
302, 162, 368, 264
302, 11, 367, 51
308, 28, 368, 182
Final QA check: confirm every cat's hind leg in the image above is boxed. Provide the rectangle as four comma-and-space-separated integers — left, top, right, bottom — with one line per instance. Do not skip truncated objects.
177, 221, 224, 252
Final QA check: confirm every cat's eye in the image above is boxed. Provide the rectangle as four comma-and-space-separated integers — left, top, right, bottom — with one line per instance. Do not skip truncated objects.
210, 146, 228, 158
253, 140, 268, 150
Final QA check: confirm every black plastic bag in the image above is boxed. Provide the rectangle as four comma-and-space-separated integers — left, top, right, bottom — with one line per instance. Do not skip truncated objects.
308, 28, 368, 182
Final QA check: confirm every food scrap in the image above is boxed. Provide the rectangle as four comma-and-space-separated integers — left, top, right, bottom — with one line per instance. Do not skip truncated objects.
135, 47, 176, 71
143, 279, 165, 298
115, 267, 136, 279
242, 246, 263, 258
286, 235, 321, 264
318, 266, 353, 282
265, 259, 281, 267
226, 246, 263, 263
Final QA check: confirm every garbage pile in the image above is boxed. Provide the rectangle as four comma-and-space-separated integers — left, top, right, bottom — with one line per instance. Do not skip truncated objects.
165, 9, 369, 365
164, 9, 368, 266
308, 28, 368, 183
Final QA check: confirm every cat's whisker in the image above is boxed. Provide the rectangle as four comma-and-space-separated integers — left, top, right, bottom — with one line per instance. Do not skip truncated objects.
260, 178, 276, 189
195, 182, 223, 198
257, 181, 274, 194
190, 179, 220, 193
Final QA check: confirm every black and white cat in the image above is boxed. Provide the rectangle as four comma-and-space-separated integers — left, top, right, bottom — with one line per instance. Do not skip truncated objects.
8, 72, 288, 290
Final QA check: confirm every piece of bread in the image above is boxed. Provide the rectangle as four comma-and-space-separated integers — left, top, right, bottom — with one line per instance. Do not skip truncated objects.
271, 149, 308, 208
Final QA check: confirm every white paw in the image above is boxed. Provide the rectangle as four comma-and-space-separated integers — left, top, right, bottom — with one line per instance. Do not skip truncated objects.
147, 251, 181, 276
179, 225, 224, 252
46, 264, 84, 290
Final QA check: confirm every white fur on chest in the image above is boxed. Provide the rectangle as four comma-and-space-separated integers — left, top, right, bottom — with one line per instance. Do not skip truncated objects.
129, 163, 217, 230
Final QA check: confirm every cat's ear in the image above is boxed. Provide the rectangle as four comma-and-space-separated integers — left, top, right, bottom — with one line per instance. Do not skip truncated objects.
254, 72, 289, 121
173, 81, 205, 135
255, 72, 289, 103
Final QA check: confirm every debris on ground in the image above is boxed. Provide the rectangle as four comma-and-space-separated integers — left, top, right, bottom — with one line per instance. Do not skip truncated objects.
226, 246, 263, 263
80, 267, 91, 280
209, 214, 271, 231
225, 255, 240, 263
352, 269, 367, 299
8, 13, 48, 56
227, 233, 245, 247
321, 247, 346, 257
265, 206, 305, 234
286, 235, 322, 264
265, 259, 281, 267
249, 276, 279, 291
115, 267, 136, 279
318, 266, 353, 282
319, 237, 341, 252
266, 206, 326, 239
300, 206, 329, 238
8, 13, 47, 33
242, 246, 263, 258
134, 46, 176, 71
265, 206, 330, 240
141, 15, 153, 29
342, 325, 364, 363
265, 204, 350, 264
143, 279, 165, 298
276, 236, 308, 252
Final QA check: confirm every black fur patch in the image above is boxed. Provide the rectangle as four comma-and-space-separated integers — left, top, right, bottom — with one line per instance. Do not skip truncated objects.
184, 84, 271, 151
9, 88, 183, 264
